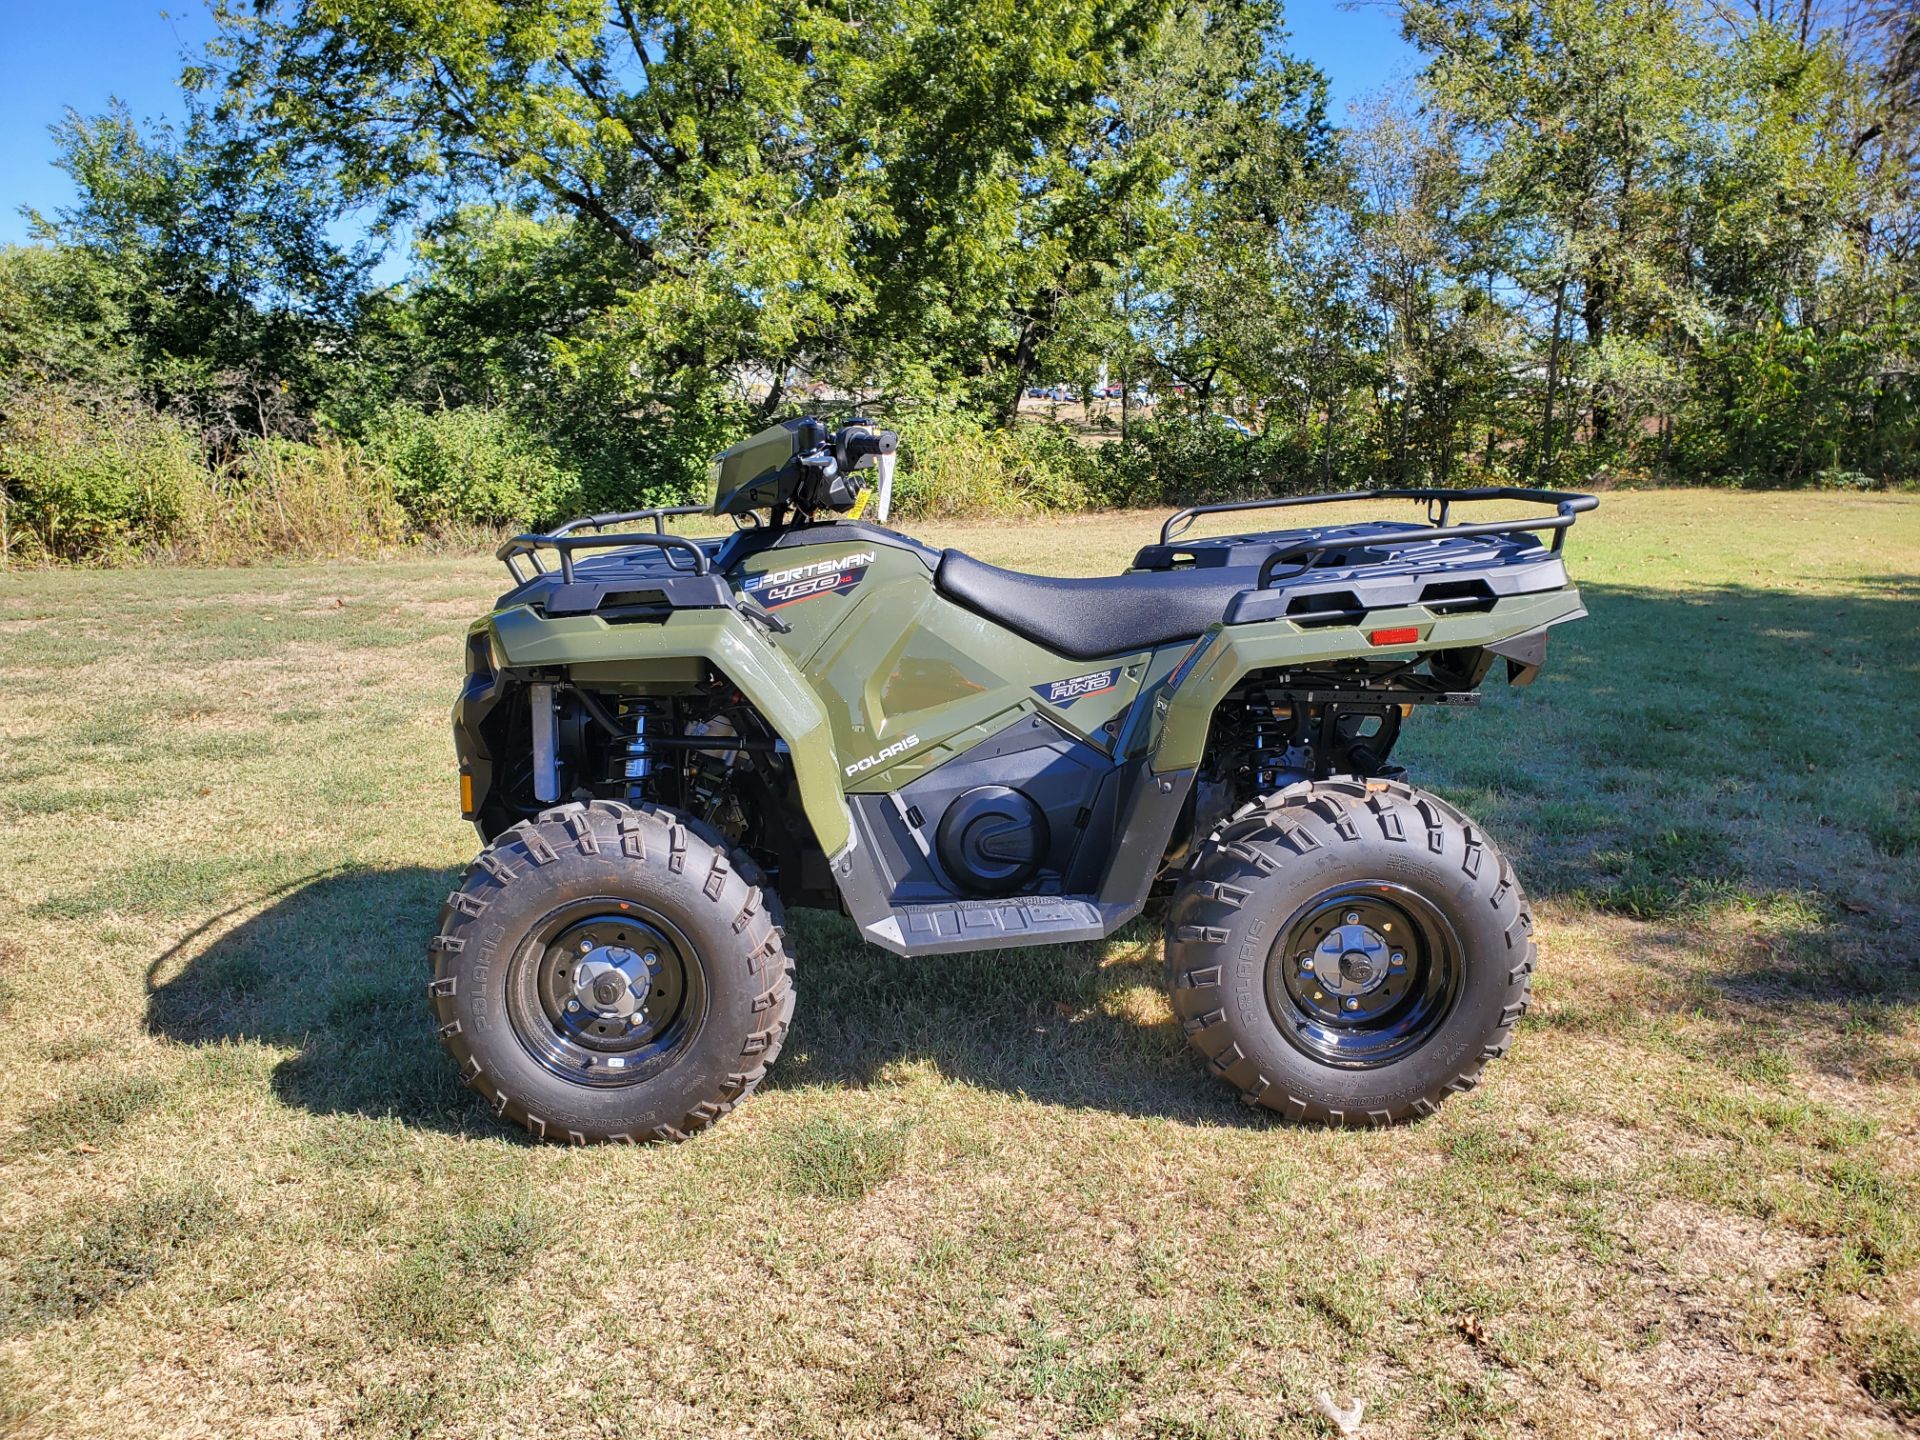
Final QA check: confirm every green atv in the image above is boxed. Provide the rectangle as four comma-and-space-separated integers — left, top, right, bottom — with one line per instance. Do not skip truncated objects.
431, 416, 1594, 1143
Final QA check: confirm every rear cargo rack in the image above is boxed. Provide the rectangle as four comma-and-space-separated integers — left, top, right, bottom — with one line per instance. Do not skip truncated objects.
498, 504, 712, 585
1158, 486, 1598, 589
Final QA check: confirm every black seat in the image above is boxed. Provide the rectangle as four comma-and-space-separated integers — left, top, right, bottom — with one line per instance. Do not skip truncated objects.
934, 549, 1255, 660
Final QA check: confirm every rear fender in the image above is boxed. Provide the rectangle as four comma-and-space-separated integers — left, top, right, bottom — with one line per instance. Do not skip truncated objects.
1142, 588, 1588, 773
490, 605, 852, 856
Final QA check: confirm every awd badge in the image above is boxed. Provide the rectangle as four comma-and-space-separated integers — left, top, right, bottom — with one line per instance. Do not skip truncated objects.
1034, 668, 1119, 708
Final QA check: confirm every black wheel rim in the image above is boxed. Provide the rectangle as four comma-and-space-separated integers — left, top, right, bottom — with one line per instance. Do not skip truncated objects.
1265, 883, 1463, 1069
505, 899, 707, 1088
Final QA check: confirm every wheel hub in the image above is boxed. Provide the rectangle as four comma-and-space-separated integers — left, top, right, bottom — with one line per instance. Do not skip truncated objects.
1267, 886, 1462, 1069
504, 905, 708, 1087
1315, 923, 1392, 997
571, 944, 652, 1019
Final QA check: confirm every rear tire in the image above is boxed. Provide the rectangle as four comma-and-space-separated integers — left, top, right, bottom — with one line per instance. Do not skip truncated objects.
1163, 779, 1534, 1125
427, 799, 794, 1144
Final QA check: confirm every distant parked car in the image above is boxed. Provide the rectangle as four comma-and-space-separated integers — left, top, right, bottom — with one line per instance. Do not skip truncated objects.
1216, 414, 1255, 437
1025, 386, 1051, 398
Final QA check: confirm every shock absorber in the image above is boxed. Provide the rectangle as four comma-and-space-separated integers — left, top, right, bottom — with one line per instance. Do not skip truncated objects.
609, 699, 663, 801
1250, 698, 1311, 790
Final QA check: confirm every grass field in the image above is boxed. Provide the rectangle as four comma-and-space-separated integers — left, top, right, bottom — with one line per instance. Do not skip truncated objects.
1, 490, 1918, 1439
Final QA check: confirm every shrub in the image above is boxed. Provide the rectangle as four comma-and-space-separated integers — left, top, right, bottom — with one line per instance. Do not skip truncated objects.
0, 384, 207, 561
364, 403, 579, 529
889, 411, 1103, 517
187, 437, 407, 562
1101, 410, 1316, 508
556, 391, 749, 514
1008, 422, 1110, 509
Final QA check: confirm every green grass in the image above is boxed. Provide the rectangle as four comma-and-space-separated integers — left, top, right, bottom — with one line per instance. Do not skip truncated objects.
0, 491, 1917, 1437
2, 1188, 227, 1334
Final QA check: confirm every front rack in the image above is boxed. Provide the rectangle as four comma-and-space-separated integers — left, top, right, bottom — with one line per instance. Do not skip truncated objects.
1158, 485, 1598, 590
498, 504, 712, 586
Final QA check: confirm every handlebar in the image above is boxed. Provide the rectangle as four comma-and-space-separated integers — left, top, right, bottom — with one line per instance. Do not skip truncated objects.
840, 425, 898, 470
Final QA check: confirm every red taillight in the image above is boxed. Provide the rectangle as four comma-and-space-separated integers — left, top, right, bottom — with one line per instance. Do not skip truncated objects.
1369, 626, 1420, 646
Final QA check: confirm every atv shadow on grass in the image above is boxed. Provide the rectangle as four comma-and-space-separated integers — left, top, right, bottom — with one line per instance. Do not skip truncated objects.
767, 910, 1267, 1123
140, 863, 1272, 1132
139, 855, 1913, 1140
144, 866, 492, 1136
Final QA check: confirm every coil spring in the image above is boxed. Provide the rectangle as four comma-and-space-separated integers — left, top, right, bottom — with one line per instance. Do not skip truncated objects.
610, 699, 662, 799
1249, 700, 1307, 788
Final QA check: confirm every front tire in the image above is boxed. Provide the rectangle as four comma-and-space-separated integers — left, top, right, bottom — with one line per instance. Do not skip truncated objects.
1164, 779, 1535, 1125
428, 800, 794, 1144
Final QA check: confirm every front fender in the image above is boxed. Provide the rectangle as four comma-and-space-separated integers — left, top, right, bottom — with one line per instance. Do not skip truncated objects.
490, 605, 851, 856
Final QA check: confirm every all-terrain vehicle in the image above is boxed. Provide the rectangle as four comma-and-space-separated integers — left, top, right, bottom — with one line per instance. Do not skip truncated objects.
430, 416, 1593, 1143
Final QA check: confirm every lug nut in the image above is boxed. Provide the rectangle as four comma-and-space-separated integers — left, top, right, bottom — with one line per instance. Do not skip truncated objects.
1300, 957, 1315, 972
1390, 950, 1405, 965
1345, 911, 1360, 925
1344, 996, 1361, 1011
644, 952, 659, 969
579, 939, 593, 952
566, 999, 581, 1012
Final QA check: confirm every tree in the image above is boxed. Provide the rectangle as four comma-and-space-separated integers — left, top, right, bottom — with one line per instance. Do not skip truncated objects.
203, 0, 1168, 414
1034, 0, 1334, 438
1404, 0, 1731, 474
22, 101, 372, 443
0, 242, 132, 395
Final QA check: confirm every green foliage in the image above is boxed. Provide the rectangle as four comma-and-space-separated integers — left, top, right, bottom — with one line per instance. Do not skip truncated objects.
363, 404, 579, 530
200, 0, 1160, 423
3, 0, 1918, 567
26, 102, 370, 442
1680, 309, 1920, 486
559, 390, 748, 515
0, 243, 132, 391
886, 412, 1107, 516
0, 385, 206, 560
1102, 411, 1314, 507
1393, 0, 1917, 489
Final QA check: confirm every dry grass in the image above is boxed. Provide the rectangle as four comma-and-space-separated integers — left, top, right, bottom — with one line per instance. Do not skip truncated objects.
0, 491, 1917, 1438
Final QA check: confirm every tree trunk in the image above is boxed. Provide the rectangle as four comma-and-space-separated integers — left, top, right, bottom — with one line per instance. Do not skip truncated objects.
1540, 276, 1569, 481
997, 319, 1045, 427
757, 362, 790, 421
1583, 268, 1611, 445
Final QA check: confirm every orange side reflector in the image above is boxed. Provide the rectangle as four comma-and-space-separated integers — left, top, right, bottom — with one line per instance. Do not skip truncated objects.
459, 771, 475, 815
1369, 626, 1420, 646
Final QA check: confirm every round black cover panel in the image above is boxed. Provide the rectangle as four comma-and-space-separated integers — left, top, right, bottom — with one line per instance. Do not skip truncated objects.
935, 786, 1050, 896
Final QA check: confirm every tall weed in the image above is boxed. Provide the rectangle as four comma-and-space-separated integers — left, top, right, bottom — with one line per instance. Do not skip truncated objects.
182, 437, 406, 562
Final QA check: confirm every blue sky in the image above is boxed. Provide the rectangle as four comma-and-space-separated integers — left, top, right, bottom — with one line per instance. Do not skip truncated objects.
0, 0, 1417, 253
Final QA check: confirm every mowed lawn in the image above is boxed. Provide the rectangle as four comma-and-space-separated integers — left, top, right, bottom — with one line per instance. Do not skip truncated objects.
1, 490, 1917, 1440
